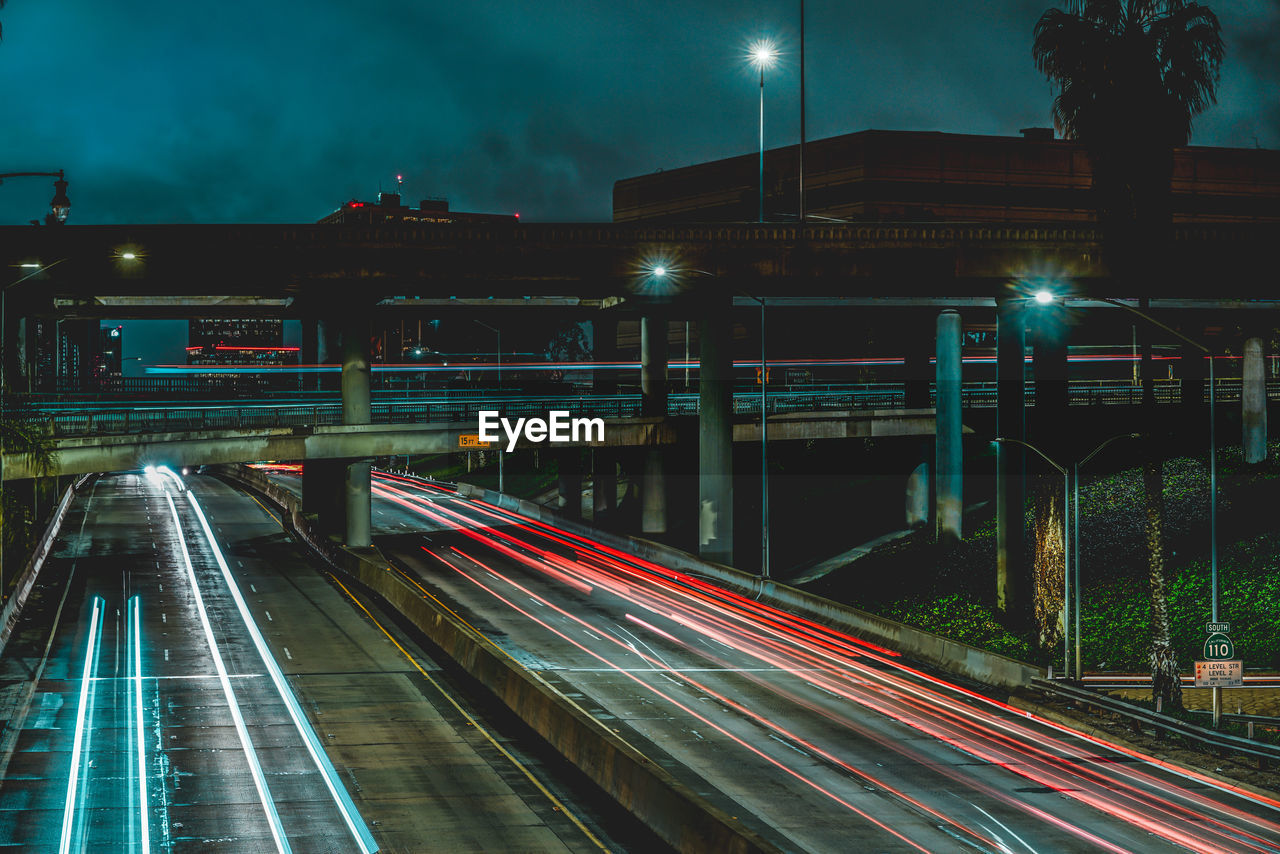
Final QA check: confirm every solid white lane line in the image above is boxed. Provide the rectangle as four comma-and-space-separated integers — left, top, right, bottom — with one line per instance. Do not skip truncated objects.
186, 491, 377, 854
165, 493, 291, 854
58, 596, 103, 854
132, 596, 151, 854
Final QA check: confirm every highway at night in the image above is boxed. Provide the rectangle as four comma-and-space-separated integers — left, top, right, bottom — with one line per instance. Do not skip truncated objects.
0, 471, 623, 853
256, 467, 1280, 854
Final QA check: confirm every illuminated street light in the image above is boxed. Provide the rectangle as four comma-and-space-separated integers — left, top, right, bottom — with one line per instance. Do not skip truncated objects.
1034, 289, 1055, 305
121, 252, 137, 260
748, 38, 779, 222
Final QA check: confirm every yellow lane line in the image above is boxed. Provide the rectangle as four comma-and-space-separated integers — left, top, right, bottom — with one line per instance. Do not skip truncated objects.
326, 573, 613, 854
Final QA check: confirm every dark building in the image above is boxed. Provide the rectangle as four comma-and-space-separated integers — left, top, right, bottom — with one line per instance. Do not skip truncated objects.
96, 324, 123, 380
186, 318, 298, 367
318, 192, 518, 226
613, 127, 1280, 224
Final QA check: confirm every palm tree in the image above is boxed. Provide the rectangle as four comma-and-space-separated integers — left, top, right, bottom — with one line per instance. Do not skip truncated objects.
1033, 0, 1223, 707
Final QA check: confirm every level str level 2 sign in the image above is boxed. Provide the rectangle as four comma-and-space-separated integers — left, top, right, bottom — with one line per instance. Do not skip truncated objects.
1194, 659, 1243, 688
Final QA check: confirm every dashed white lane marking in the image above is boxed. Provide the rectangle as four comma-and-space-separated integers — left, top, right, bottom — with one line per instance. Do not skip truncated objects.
264, 611, 273, 622
283, 648, 292, 660
249, 584, 257, 593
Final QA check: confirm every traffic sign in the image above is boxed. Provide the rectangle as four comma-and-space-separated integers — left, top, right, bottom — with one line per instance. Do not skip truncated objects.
1203, 633, 1235, 661
458, 434, 495, 448
1206, 622, 1230, 634
1194, 660, 1243, 688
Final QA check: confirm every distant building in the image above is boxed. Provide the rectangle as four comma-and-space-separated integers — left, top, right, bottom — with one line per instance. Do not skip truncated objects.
96, 324, 123, 380
186, 319, 299, 367
318, 192, 518, 226
613, 128, 1280, 224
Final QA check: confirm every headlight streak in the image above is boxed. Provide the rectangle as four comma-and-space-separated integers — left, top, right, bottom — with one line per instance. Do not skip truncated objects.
163, 492, 292, 854
419, 545, 938, 853
132, 596, 151, 854
183, 491, 379, 854
58, 596, 103, 854
407, 480, 1280, 827
437, 544, 1152, 854
370, 471, 1280, 852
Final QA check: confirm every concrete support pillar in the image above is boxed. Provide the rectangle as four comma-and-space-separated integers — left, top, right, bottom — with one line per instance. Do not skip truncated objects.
1243, 336, 1267, 464
698, 308, 733, 565
317, 319, 340, 393
557, 450, 583, 520
995, 297, 1028, 624
641, 447, 667, 534
640, 313, 669, 533
935, 310, 963, 543
593, 450, 617, 520
905, 452, 930, 529
640, 314, 669, 416
593, 316, 618, 395
341, 316, 372, 547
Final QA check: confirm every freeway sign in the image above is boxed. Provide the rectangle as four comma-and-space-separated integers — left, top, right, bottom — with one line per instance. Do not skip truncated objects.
1195, 660, 1243, 688
1206, 622, 1230, 634
1204, 633, 1235, 661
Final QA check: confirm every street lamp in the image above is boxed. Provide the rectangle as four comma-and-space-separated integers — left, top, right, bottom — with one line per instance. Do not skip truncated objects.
994, 436, 1070, 677
473, 319, 503, 494
0, 170, 70, 224
748, 39, 778, 223
1036, 292, 1219, 621
1073, 432, 1141, 679
743, 293, 770, 579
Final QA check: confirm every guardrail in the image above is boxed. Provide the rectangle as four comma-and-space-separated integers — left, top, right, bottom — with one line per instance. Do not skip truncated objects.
11, 377, 1277, 438
1033, 678, 1280, 765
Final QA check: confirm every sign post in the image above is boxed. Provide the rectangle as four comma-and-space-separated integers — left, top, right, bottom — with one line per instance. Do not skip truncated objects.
1195, 626, 1239, 728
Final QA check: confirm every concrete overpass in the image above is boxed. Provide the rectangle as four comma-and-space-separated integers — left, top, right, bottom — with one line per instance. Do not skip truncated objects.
6, 219, 1277, 569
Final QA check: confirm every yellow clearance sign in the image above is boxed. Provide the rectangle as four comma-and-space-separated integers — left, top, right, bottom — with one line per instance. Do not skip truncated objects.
458, 434, 495, 448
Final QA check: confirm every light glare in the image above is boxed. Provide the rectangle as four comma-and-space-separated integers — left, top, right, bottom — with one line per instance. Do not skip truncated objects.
1034, 290, 1055, 305
748, 39, 778, 70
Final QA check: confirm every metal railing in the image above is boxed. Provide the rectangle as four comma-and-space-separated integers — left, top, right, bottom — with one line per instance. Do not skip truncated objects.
1033, 678, 1280, 764
14, 378, 1280, 439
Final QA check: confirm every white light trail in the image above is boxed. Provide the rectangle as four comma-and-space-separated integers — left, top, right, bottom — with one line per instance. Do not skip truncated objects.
185, 490, 378, 854
164, 493, 291, 854
58, 596, 102, 854
131, 596, 151, 854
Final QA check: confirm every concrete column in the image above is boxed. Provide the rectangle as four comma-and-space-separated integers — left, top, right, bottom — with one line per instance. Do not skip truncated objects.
698, 309, 733, 565
317, 319, 341, 393
935, 310, 963, 543
593, 316, 618, 395
593, 450, 617, 520
640, 313, 669, 532
345, 460, 372, 548
642, 447, 667, 534
905, 454, 930, 529
1243, 336, 1267, 464
995, 297, 1028, 624
640, 314, 669, 416
558, 450, 583, 520
341, 317, 372, 547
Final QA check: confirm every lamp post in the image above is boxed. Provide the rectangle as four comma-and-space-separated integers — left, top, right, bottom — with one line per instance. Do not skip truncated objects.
748, 40, 778, 223
0, 170, 70, 225
994, 436, 1070, 677
1034, 290, 1218, 622
1073, 432, 1142, 680
744, 294, 770, 578
473, 319, 503, 494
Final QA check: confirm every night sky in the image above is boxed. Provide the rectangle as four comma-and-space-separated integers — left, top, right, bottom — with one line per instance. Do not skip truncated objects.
1, 0, 1277, 228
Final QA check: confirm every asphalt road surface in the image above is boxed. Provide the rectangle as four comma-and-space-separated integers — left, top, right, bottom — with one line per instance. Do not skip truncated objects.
0, 471, 625, 853
322, 468, 1280, 854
